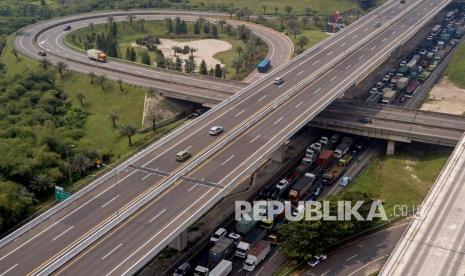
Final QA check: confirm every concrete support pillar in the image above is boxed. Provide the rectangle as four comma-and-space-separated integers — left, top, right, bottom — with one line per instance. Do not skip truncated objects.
169, 229, 188, 251
271, 144, 286, 163
386, 140, 396, 156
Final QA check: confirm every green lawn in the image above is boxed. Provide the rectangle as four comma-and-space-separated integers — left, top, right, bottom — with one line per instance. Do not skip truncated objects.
66, 20, 267, 80
348, 143, 451, 218
289, 29, 328, 55
189, 0, 358, 16
445, 41, 465, 89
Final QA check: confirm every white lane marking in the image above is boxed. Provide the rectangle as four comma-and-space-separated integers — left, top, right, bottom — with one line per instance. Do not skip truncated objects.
148, 209, 167, 223
312, 60, 320, 65
346, 254, 358, 262
376, 242, 387, 247
234, 109, 245, 117
353, 34, 358, 39
326, 50, 334, 56
0, 264, 18, 276
313, 87, 322, 95
273, 117, 284, 125
142, 173, 152, 180
345, 65, 352, 70
382, 38, 387, 42
221, 155, 235, 166
330, 75, 338, 82
185, 146, 192, 151
321, 270, 331, 276
348, 255, 388, 276
250, 135, 261, 143
297, 70, 304, 76
101, 195, 120, 208
340, 42, 346, 47
257, 94, 268, 102
370, 45, 377, 51
101, 243, 123, 260
295, 101, 304, 109
188, 184, 198, 192
358, 54, 365, 60
52, 226, 74, 242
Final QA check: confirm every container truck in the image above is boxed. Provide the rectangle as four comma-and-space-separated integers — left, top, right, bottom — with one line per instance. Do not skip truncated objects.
381, 90, 397, 104
236, 210, 258, 234
405, 79, 420, 97
210, 260, 232, 276
257, 59, 271, 73
209, 237, 235, 263
407, 55, 420, 69
243, 241, 271, 272
288, 173, 316, 203
322, 165, 346, 185
317, 150, 334, 168
366, 92, 383, 103
235, 242, 250, 258
86, 49, 107, 62
334, 137, 354, 159
397, 77, 410, 90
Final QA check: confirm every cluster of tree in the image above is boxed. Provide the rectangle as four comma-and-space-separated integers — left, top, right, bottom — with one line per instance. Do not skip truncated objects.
166, 17, 188, 35
173, 45, 196, 55
135, 35, 160, 51
198, 61, 223, 78
231, 32, 267, 76
277, 191, 382, 261
0, 70, 106, 234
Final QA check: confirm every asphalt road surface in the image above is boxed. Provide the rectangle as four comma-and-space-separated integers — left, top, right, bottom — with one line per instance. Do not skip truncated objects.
0, 0, 451, 275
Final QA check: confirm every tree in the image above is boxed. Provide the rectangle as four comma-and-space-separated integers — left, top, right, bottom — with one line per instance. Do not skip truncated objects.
203, 23, 210, 34
174, 56, 183, 71
304, 7, 313, 16
236, 46, 244, 57
211, 25, 219, 38
297, 36, 309, 49
302, 16, 310, 29
40, 58, 51, 71
199, 59, 208, 75
109, 112, 119, 128
274, 7, 279, 16
262, 4, 267, 14
117, 78, 124, 93
76, 93, 85, 106
120, 125, 138, 146
127, 14, 136, 26
232, 57, 243, 74
89, 22, 94, 34
156, 53, 166, 68
56, 61, 68, 78
146, 106, 162, 132
30, 174, 54, 193
72, 153, 91, 176
214, 64, 222, 78
313, 16, 322, 28
139, 18, 146, 32
285, 5, 293, 14
141, 51, 151, 65
96, 74, 108, 90
209, 68, 215, 76
88, 72, 96, 85
166, 18, 173, 33
125, 47, 131, 60
128, 47, 137, 62
218, 19, 226, 32
288, 19, 301, 39
194, 21, 201, 35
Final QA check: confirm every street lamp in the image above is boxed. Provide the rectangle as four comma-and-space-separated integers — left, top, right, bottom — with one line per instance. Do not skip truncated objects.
66, 144, 75, 185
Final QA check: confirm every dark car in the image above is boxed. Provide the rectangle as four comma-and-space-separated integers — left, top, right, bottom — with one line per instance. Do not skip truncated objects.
358, 117, 372, 124
63, 25, 72, 31
258, 186, 273, 200
38, 50, 47, 57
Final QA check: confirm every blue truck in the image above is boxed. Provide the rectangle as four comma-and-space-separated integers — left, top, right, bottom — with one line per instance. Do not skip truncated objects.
257, 59, 271, 73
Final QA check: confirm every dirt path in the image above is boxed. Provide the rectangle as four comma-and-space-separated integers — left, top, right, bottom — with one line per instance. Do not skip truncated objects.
421, 76, 465, 115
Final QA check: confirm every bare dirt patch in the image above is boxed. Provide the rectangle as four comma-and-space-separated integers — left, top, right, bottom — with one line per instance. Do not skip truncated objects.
421, 76, 465, 115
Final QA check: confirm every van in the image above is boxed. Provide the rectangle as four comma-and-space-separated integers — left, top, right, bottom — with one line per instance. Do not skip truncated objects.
176, 150, 191, 162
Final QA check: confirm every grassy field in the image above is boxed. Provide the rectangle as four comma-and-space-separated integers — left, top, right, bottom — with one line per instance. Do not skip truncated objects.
349, 143, 451, 218
289, 29, 328, 54
445, 41, 465, 89
2, 36, 179, 160
189, 0, 358, 15
66, 20, 267, 80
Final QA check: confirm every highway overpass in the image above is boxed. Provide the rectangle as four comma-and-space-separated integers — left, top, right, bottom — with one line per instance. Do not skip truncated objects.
312, 100, 465, 147
380, 133, 465, 276
0, 0, 454, 275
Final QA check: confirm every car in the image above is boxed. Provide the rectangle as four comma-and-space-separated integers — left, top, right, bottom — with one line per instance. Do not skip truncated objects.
210, 228, 227, 243
389, 82, 397, 89
319, 136, 329, 145
173, 262, 191, 276
339, 176, 352, 187
276, 179, 290, 190
426, 35, 434, 41
400, 0, 406, 3
63, 25, 72, 31
176, 150, 192, 162
374, 22, 382, 27
302, 158, 313, 165
419, 49, 427, 55
432, 46, 439, 53
258, 186, 273, 199
375, 81, 384, 89
370, 87, 378, 94
358, 117, 372, 124
388, 68, 397, 76
308, 255, 328, 267
400, 60, 407, 66
309, 142, 322, 152
269, 187, 281, 200
38, 50, 47, 57
382, 74, 391, 82
274, 77, 285, 85
209, 126, 224, 136
228, 232, 241, 244
305, 149, 316, 160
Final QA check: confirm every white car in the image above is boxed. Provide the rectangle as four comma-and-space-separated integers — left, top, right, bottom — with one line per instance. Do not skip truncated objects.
307, 255, 327, 267
310, 142, 322, 152
210, 228, 227, 243
319, 136, 329, 145
339, 176, 352, 187
276, 179, 290, 190
274, 77, 285, 85
209, 126, 224, 136
228, 232, 241, 244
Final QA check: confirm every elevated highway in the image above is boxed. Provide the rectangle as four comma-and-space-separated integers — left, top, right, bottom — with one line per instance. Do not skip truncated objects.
0, 0, 454, 275
312, 101, 465, 146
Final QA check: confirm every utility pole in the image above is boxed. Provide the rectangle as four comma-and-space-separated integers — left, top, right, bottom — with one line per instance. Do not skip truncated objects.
66, 144, 75, 185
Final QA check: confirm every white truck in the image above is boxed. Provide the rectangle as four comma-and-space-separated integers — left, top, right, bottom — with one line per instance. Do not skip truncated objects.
210, 260, 232, 276
193, 266, 209, 276
243, 241, 271, 272
86, 49, 107, 62
235, 241, 250, 258
334, 137, 354, 159
382, 90, 397, 104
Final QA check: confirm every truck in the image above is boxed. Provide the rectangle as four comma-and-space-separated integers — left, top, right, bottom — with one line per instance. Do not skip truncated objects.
334, 137, 354, 159
366, 92, 383, 103
243, 241, 271, 272
322, 165, 345, 185
295, 162, 311, 176
431, 24, 442, 36
317, 150, 334, 168
338, 154, 353, 166
209, 237, 235, 264
418, 71, 431, 81
407, 55, 420, 69
288, 173, 316, 203
396, 65, 410, 77
236, 210, 258, 234
257, 59, 271, 73
194, 266, 209, 276
236, 228, 267, 258
381, 89, 397, 104
210, 260, 232, 276
86, 49, 107, 62
405, 79, 420, 97
397, 77, 410, 90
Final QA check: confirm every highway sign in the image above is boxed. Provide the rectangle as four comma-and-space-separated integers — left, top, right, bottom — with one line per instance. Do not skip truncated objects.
55, 186, 71, 201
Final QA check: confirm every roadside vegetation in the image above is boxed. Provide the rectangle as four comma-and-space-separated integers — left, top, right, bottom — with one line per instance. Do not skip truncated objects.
66, 17, 267, 80
445, 41, 465, 88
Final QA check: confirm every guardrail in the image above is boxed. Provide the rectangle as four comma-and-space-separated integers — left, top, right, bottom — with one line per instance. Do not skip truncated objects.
36, 1, 423, 274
